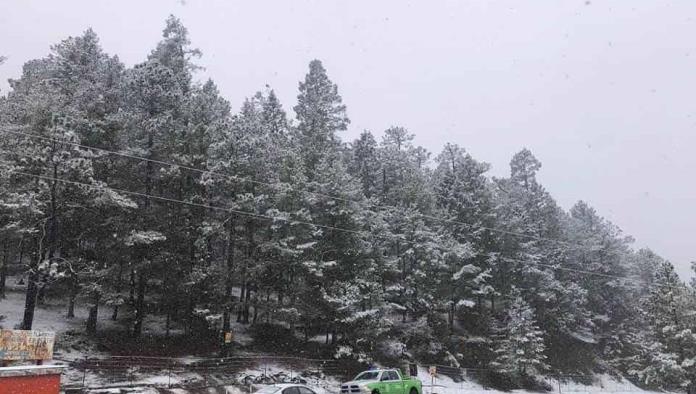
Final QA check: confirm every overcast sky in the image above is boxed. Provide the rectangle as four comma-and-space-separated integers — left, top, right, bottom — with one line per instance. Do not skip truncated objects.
1, 0, 695, 277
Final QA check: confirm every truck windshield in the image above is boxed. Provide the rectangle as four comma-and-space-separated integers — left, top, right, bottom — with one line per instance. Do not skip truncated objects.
354, 371, 380, 381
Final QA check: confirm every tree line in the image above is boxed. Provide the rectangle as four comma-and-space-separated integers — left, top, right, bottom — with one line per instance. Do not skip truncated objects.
1, 16, 695, 390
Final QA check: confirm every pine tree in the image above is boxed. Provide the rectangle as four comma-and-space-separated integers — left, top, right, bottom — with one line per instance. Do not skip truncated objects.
119, 15, 203, 337
493, 293, 549, 376
293, 59, 349, 175
493, 149, 594, 372
348, 131, 380, 198
300, 156, 369, 342
566, 200, 633, 365
433, 143, 496, 330
1, 29, 134, 330
635, 261, 696, 388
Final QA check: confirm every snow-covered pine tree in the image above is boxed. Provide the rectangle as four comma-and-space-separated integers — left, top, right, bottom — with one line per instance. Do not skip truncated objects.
564, 201, 635, 368
348, 131, 381, 198
493, 149, 595, 371
300, 156, 370, 343
633, 260, 696, 389
493, 292, 549, 376
377, 126, 432, 209
120, 16, 200, 337
433, 143, 496, 332
293, 59, 349, 176
1, 29, 134, 330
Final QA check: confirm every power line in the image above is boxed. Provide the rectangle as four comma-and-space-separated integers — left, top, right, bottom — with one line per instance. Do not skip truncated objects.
0, 165, 365, 237
0, 146, 675, 290
503, 258, 633, 282
501, 257, 681, 290
0, 163, 568, 259
0, 127, 581, 248
0, 163, 670, 289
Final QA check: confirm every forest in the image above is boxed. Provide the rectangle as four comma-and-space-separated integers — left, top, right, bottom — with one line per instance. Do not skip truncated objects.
0, 16, 694, 390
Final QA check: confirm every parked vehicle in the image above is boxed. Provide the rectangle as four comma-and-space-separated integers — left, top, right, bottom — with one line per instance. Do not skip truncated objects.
256, 384, 318, 394
341, 369, 422, 394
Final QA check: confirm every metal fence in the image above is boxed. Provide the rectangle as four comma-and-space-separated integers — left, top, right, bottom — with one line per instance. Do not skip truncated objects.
59, 356, 648, 394
60, 355, 356, 392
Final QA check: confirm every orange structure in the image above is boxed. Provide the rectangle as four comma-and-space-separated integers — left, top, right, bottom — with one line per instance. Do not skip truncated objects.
0, 365, 65, 394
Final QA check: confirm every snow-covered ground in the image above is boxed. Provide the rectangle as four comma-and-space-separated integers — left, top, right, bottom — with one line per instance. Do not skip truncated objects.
0, 281, 254, 360
0, 284, 114, 361
413, 367, 658, 394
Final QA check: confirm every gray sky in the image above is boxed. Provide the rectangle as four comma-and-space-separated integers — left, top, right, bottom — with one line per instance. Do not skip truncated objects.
2, 0, 695, 277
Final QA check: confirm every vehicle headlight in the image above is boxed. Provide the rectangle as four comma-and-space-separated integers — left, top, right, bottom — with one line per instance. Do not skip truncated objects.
360, 386, 371, 394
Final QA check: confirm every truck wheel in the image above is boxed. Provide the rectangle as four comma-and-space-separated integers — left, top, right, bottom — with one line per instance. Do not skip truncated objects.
410, 388, 418, 394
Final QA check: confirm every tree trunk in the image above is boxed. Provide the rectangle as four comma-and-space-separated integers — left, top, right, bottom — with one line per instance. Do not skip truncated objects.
21, 271, 38, 330
111, 304, 119, 321
21, 241, 41, 330
0, 239, 8, 299
187, 237, 196, 331
237, 272, 246, 323
36, 283, 47, 306
186, 289, 195, 335
398, 242, 407, 323
132, 131, 153, 338
163, 267, 171, 339
128, 269, 135, 306
165, 309, 171, 338
132, 272, 146, 338
243, 283, 251, 324
17, 236, 25, 276
67, 278, 77, 318
37, 161, 60, 308
86, 293, 99, 335
112, 262, 124, 320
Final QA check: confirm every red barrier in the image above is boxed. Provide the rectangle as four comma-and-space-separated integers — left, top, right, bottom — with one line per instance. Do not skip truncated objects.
0, 365, 65, 394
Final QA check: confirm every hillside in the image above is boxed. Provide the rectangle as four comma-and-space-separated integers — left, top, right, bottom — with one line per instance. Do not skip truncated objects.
0, 283, 666, 394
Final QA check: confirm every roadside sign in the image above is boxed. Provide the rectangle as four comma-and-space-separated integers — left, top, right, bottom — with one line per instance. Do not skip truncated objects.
0, 330, 55, 361
224, 331, 234, 344
429, 365, 437, 376
408, 363, 418, 377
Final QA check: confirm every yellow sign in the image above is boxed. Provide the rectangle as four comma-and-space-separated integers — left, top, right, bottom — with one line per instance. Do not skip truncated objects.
0, 330, 55, 361
429, 366, 437, 377
224, 331, 234, 344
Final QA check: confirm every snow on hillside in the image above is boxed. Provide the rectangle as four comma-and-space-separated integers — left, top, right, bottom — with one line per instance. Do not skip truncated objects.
413, 366, 658, 394
0, 281, 254, 359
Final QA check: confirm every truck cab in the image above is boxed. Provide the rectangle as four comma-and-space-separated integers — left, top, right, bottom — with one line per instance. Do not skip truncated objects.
341, 369, 422, 394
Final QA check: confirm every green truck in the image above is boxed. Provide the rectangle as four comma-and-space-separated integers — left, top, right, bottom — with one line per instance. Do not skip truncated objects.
340, 369, 422, 394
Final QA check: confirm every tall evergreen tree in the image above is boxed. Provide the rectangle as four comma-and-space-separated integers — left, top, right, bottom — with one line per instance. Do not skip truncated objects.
293, 59, 349, 175
493, 293, 549, 376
